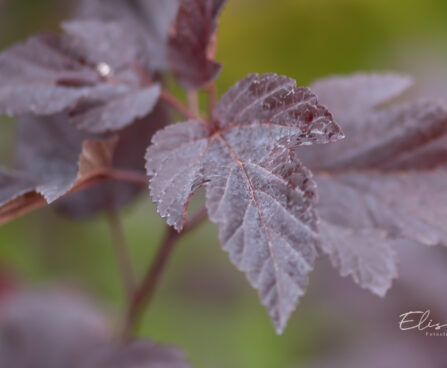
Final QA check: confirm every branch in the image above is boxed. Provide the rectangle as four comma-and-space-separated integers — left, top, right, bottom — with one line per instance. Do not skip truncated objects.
131, 60, 199, 121
123, 207, 208, 339
0, 168, 148, 226
106, 210, 136, 302
187, 90, 200, 118
206, 83, 217, 122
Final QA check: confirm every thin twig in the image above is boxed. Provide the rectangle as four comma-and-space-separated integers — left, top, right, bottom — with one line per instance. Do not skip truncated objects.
123, 207, 208, 339
103, 169, 148, 185
207, 83, 217, 122
161, 90, 197, 120
187, 90, 200, 118
123, 225, 177, 340
0, 168, 148, 226
106, 210, 136, 302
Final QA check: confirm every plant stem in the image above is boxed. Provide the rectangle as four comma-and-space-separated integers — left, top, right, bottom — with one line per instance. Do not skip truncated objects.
107, 169, 149, 185
132, 63, 196, 120
0, 168, 148, 226
187, 90, 200, 118
161, 90, 197, 120
123, 207, 208, 339
106, 210, 136, 302
123, 226, 177, 339
207, 83, 217, 122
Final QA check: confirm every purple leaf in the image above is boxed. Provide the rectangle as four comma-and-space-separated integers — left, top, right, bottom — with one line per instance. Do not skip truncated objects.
0, 114, 89, 205
0, 113, 129, 224
168, 0, 227, 89
298, 100, 447, 171
68, 85, 161, 134
0, 22, 161, 133
318, 220, 397, 296
297, 73, 447, 297
315, 170, 447, 297
79, 340, 190, 368
315, 175, 436, 245
311, 72, 413, 124
330, 169, 447, 246
0, 34, 97, 116
0, 289, 190, 368
14, 114, 90, 203
147, 73, 343, 229
0, 170, 38, 207
0, 289, 110, 368
319, 100, 447, 170
76, 0, 179, 71
61, 20, 152, 70
315, 175, 403, 294
383, 134, 447, 170
146, 73, 343, 333
205, 146, 319, 334
146, 120, 209, 230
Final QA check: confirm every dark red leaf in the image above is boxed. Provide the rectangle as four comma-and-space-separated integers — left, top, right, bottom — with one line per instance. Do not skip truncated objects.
300, 73, 447, 296
0, 288, 189, 368
168, 0, 226, 89
318, 100, 447, 170
146, 73, 343, 333
76, 0, 179, 71
0, 21, 161, 133
61, 20, 152, 70
324, 169, 447, 246
2, 114, 88, 204
0, 289, 110, 368
311, 72, 413, 125
16, 114, 92, 200
0, 170, 38, 207
318, 220, 398, 297
0, 113, 121, 224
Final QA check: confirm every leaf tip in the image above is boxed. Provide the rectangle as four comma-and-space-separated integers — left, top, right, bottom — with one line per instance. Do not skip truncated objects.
274, 321, 287, 335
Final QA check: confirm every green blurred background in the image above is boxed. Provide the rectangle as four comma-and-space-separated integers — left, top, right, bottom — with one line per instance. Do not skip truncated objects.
1, 1, 447, 367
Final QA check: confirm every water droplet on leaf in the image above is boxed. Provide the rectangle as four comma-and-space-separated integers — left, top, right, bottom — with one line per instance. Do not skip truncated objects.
97, 62, 112, 77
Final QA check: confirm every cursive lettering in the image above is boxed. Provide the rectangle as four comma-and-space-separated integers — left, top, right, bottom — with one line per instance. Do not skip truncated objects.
399, 310, 447, 331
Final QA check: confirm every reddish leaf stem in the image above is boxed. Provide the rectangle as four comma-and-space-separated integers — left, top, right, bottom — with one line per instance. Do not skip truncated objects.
207, 83, 217, 122
0, 168, 149, 226
123, 207, 208, 339
187, 90, 200, 118
161, 90, 198, 120
105, 169, 149, 185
